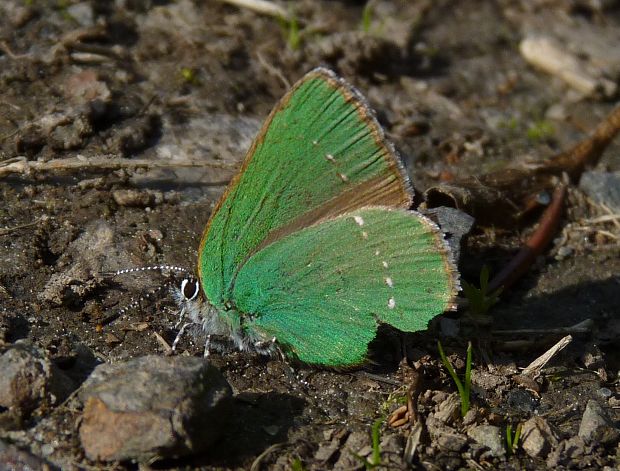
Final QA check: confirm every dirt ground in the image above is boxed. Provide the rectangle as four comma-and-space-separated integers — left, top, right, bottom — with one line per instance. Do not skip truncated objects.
1, 0, 619, 469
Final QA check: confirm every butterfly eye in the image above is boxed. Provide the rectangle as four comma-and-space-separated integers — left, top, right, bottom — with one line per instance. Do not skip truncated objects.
180, 278, 199, 301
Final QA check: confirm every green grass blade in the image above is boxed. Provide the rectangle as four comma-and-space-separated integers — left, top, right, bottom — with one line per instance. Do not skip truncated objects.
370, 417, 383, 465
437, 341, 464, 398
463, 341, 472, 416
506, 424, 513, 451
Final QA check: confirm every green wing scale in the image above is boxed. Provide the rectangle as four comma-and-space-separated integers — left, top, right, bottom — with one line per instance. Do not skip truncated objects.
232, 208, 457, 366
193, 67, 459, 366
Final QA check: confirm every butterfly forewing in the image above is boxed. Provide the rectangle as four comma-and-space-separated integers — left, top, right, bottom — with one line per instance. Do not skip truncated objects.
231, 207, 458, 366
199, 69, 413, 308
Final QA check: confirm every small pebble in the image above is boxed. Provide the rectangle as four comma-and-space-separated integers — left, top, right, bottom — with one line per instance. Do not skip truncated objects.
578, 400, 619, 444
520, 416, 558, 458
555, 246, 573, 260
467, 425, 505, 458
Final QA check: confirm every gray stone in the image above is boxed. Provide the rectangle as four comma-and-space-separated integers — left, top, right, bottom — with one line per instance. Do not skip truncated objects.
78, 355, 232, 461
436, 430, 468, 452
520, 416, 558, 458
467, 425, 505, 458
580, 171, 620, 212
578, 400, 619, 444
462, 408, 478, 426
422, 206, 475, 263
0, 342, 75, 417
433, 393, 461, 425
333, 430, 368, 470
66, 2, 94, 27
314, 443, 338, 462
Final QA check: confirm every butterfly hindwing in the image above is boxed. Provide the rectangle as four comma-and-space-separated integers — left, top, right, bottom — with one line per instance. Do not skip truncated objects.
198, 69, 413, 309
231, 207, 458, 366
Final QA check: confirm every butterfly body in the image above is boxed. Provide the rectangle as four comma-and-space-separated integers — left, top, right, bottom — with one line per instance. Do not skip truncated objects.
181, 68, 459, 367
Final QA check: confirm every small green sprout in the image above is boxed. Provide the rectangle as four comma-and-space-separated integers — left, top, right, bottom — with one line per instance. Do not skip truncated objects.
526, 119, 555, 142
278, 10, 300, 50
379, 385, 407, 416
499, 116, 520, 132
291, 458, 306, 471
461, 265, 501, 317
180, 67, 199, 85
437, 341, 472, 417
56, 0, 76, 22
352, 417, 384, 469
361, 2, 373, 33
506, 423, 522, 455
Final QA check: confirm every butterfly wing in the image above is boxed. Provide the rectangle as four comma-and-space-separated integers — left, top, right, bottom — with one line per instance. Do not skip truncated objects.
199, 68, 413, 309
231, 207, 459, 366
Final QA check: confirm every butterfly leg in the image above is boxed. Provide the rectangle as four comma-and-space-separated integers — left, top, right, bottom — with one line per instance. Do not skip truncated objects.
172, 322, 193, 352
253, 336, 277, 354
174, 308, 186, 329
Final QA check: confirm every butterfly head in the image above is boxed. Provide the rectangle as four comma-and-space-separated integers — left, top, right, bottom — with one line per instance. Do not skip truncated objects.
173, 275, 215, 327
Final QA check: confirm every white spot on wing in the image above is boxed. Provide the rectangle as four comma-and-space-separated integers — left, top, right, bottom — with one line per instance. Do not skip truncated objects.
382, 261, 388, 268
362, 231, 368, 239
337, 172, 349, 183
325, 153, 336, 163
385, 277, 394, 288
375, 250, 380, 256
388, 297, 396, 309
353, 216, 364, 226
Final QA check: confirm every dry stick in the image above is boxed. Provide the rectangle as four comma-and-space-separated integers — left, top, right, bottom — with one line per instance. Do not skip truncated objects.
0, 216, 48, 236
404, 421, 424, 464
521, 334, 573, 377
0, 156, 237, 178
152, 331, 172, 354
488, 184, 567, 294
492, 318, 593, 336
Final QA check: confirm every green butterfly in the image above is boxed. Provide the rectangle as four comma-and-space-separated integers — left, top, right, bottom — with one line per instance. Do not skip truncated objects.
176, 68, 459, 367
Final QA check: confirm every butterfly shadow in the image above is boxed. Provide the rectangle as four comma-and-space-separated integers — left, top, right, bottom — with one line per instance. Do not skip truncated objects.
153, 391, 306, 469
463, 272, 620, 381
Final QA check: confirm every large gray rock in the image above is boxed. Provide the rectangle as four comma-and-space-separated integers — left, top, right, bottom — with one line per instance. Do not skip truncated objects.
78, 355, 232, 461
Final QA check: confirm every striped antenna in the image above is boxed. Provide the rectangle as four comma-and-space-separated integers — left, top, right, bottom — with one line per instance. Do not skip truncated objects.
103, 265, 192, 277
98, 266, 192, 327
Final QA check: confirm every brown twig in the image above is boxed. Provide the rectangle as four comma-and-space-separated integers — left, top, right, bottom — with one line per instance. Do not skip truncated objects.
0, 156, 237, 178
425, 104, 620, 226
0, 216, 48, 236
488, 184, 566, 293
549, 105, 620, 180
